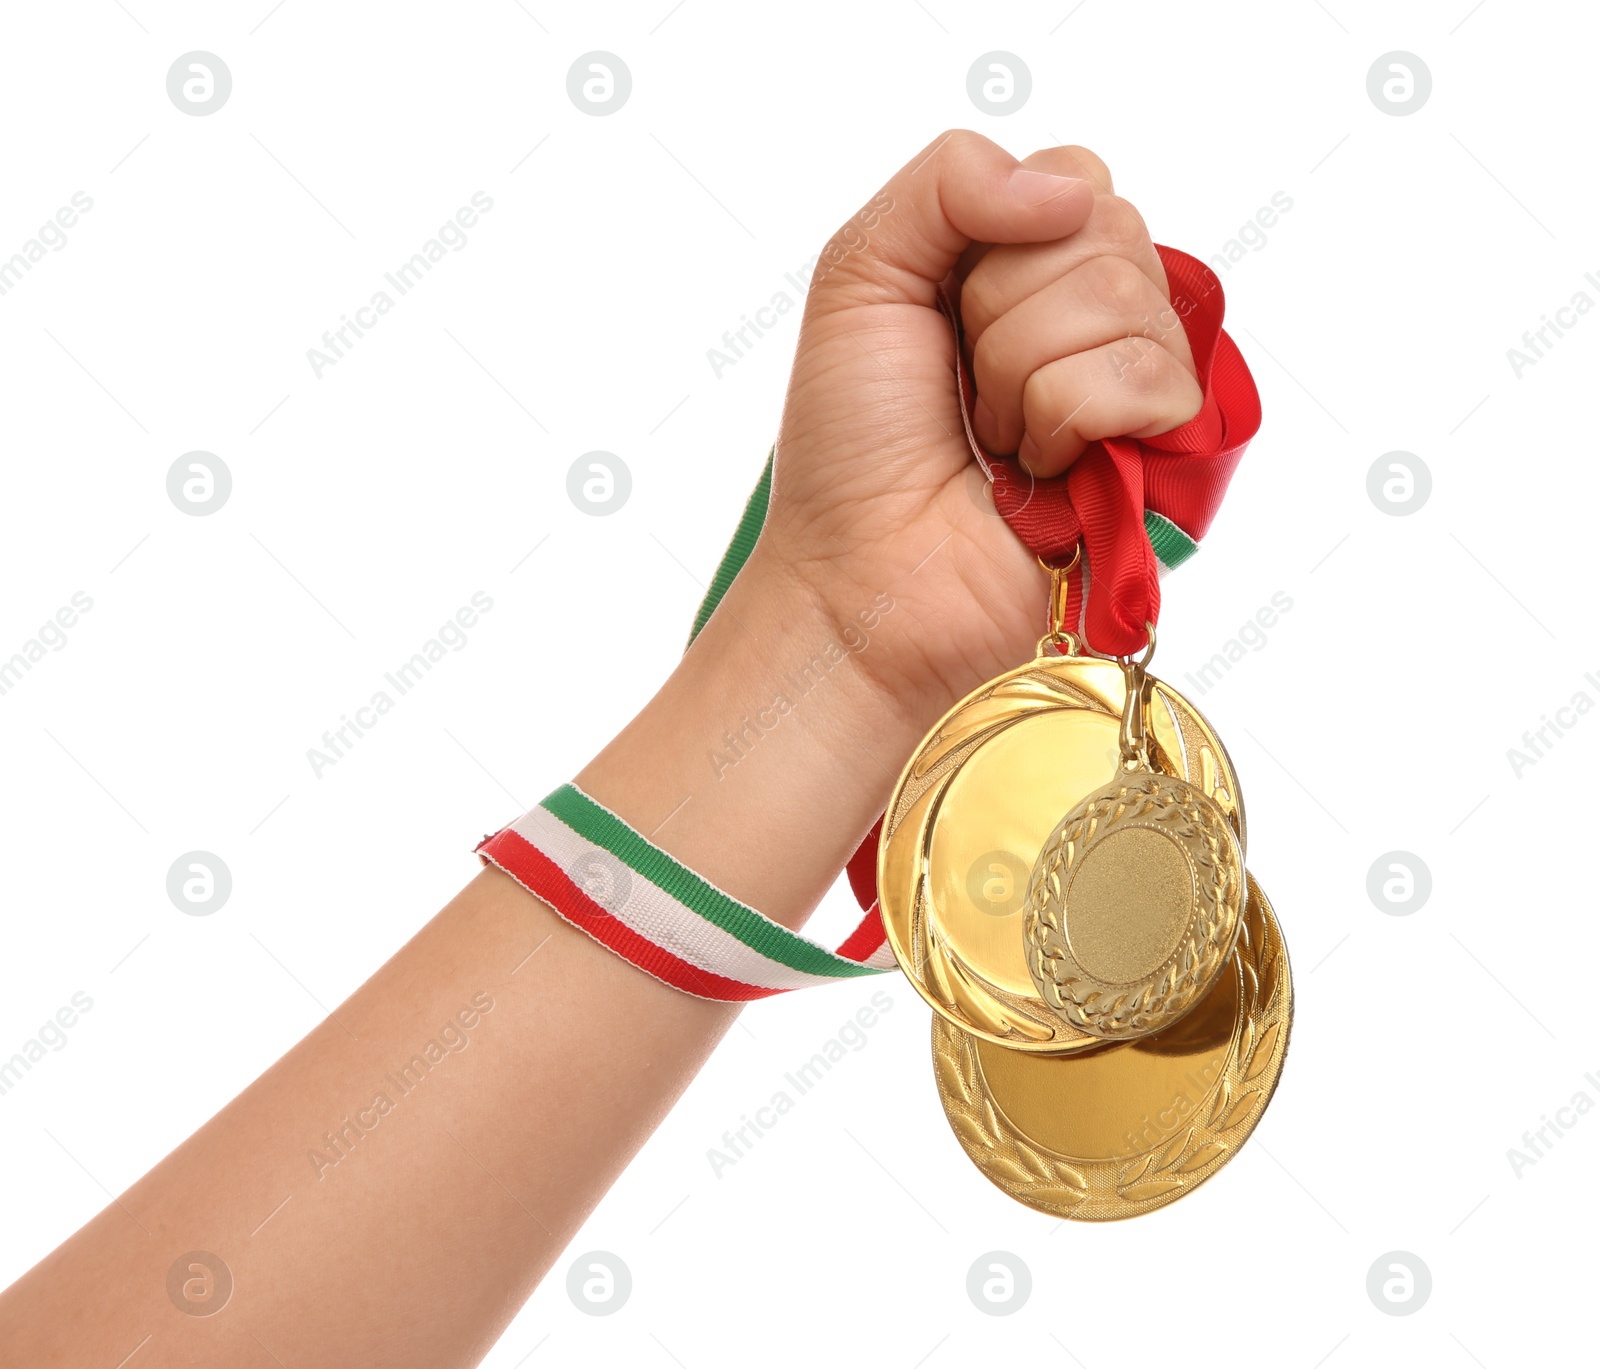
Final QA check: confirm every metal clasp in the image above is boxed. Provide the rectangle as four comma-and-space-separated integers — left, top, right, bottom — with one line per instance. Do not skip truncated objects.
1038, 547, 1083, 657
1117, 622, 1158, 772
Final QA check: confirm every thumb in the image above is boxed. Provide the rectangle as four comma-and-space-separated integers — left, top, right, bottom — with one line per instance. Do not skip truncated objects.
808, 129, 1095, 313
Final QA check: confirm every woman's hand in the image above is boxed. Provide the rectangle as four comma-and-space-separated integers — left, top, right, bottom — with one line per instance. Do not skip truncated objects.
753, 131, 1204, 740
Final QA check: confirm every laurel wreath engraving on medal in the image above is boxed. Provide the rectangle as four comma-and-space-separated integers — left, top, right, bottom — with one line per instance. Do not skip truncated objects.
938, 1014, 1091, 1214
932, 875, 1291, 1221
1022, 770, 1244, 1040
1111, 902, 1282, 1204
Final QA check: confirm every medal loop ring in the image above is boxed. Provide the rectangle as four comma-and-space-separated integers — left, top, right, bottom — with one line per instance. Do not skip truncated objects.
1037, 546, 1083, 657
1114, 621, 1158, 772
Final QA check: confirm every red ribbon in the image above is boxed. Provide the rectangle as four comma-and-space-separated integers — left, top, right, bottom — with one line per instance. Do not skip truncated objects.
972, 244, 1261, 657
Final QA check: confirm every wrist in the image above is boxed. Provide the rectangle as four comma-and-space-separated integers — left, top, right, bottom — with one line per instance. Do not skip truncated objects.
727, 548, 926, 753
575, 549, 921, 930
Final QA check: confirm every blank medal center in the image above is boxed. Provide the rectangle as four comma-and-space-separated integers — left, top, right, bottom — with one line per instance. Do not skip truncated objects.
1064, 827, 1193, 982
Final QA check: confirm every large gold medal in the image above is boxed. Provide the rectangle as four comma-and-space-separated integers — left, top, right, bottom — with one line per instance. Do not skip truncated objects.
932, 872, 1292, 1221
878, 645, 1244, 1053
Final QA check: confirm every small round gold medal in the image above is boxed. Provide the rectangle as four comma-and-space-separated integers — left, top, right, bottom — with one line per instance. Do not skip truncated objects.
1022, 640, 1246, 1040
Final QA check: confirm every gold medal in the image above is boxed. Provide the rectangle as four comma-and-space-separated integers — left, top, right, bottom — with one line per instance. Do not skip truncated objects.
879, 553, 1287, 1219
877, 638, 1243, 1053
932, 871, 1292, 1221
1021, 635, 1246, 1041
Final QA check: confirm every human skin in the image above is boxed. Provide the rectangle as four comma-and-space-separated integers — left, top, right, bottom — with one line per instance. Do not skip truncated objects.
0, 131, 1205, 1366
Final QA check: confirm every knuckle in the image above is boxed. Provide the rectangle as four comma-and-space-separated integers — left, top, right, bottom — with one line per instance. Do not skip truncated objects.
813, 189, 897, 292
1106, 341, 1202, 425
1082, 254, 1152, 318
1094, 194, 1153, 255
1107, 336, 1175, 393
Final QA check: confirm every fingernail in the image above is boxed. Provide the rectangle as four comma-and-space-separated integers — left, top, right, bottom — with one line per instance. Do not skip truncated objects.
973, 396, 996, 437
1008, 168, 1086, 207
1018, 433, 1042, 475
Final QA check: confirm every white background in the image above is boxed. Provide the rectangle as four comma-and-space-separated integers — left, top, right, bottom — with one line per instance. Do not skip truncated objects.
0, 0, 1594, 1364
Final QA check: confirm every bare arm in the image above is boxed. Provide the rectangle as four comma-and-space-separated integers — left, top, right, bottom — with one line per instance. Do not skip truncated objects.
0, 558, 912, 1368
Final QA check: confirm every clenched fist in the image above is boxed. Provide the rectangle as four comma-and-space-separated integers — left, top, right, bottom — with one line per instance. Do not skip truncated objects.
747, 130, 1204, 736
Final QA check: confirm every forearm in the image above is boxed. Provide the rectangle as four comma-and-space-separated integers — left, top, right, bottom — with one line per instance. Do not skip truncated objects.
0, 554, 908, 1367
0, 878, 733, 1365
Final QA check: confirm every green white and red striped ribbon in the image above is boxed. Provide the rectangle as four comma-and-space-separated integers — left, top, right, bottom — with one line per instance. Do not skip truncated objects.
478, 784, 895, 1000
